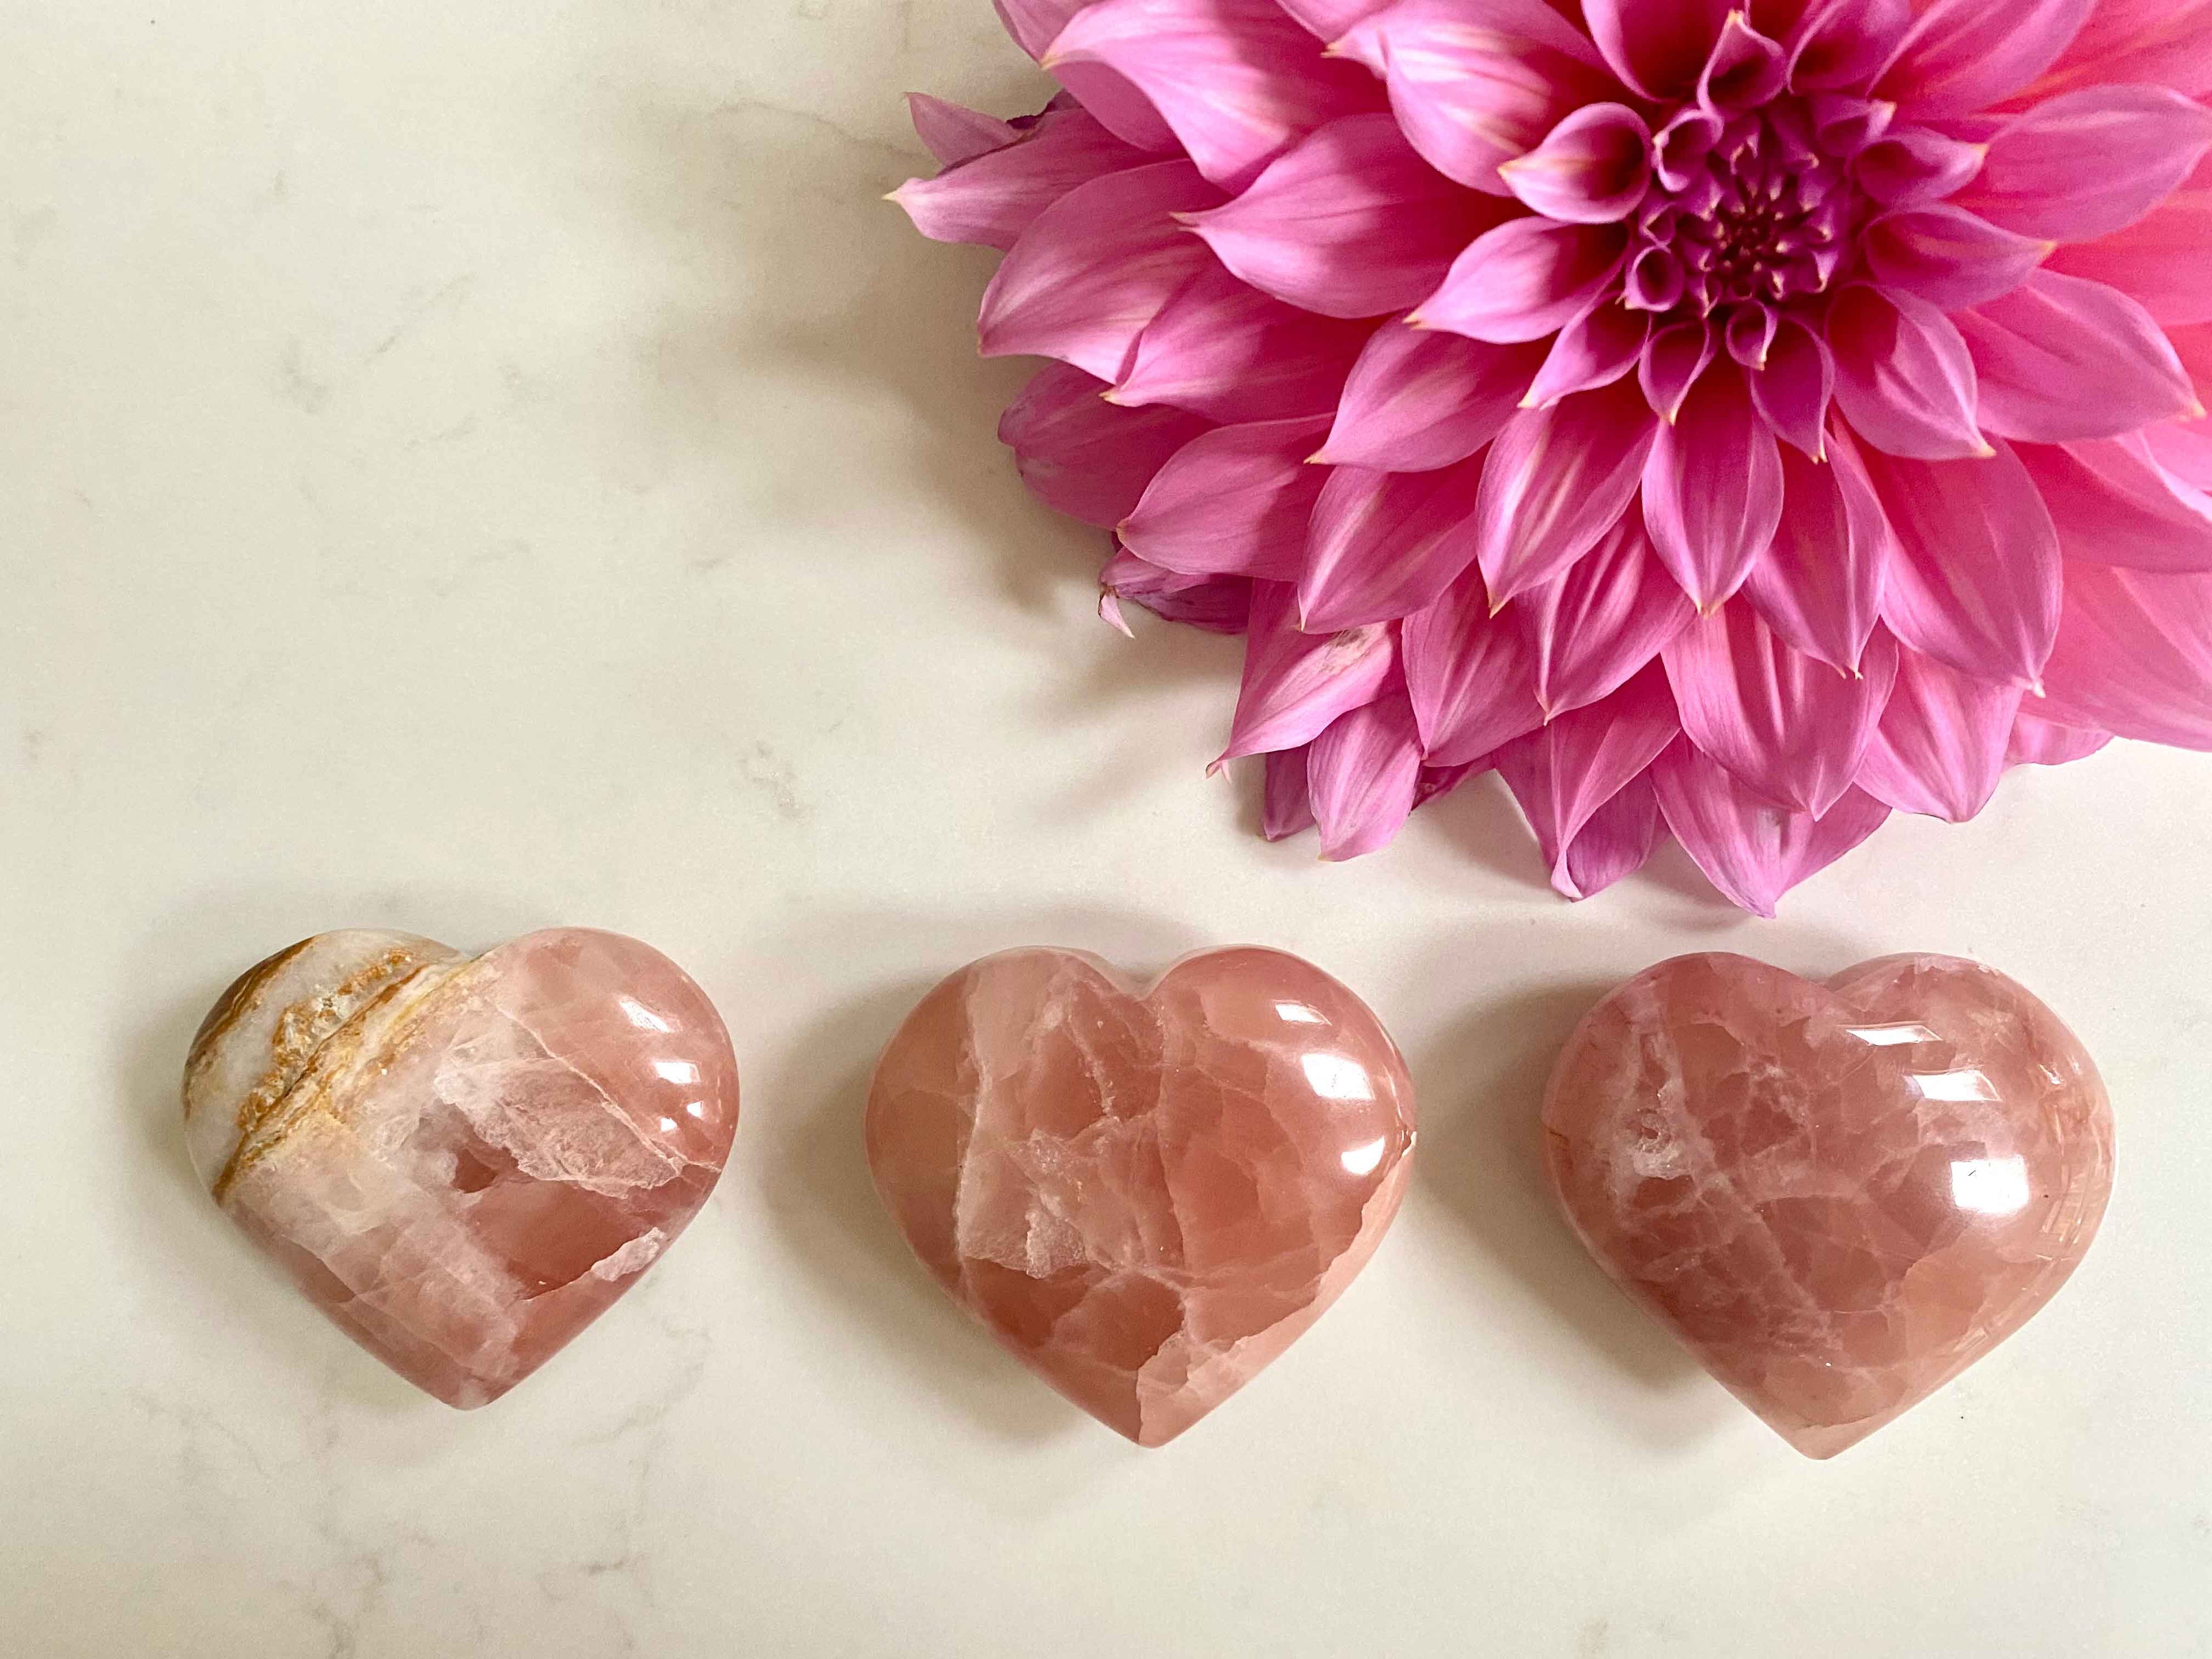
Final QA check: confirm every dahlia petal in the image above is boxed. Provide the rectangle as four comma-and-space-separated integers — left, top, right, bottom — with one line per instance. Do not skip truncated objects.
1115, 266, 1373, 423
1662, 602, 1899, 815
1498, 104, 1653, 223
1335, 0, 1620, 194
1188, 115, 1509, 320
2027, 0, 2212, 102
1317, 323, 1547, 470
1958, 271, 2198, 449
1475, 378, 1661, 603
1045, 0, 1380, 191
1854, 128, 1987, 210
1855, 645, 2024, 821
1277, 0, 1393, 37
1309, 690, 1427, 858
1099, 548, 1255, 633
2018, 435, 2212, 573
1583, 0, 1732, 101
1697, 12, 1789, 113
1787, 0, 1913, 95
896, 108, 1154, 251
998, 0, 1096, 60
1862, 204, 2053, 311
979, 161, 1225, 379
1221, 582, 1399, 759
907, 95, 1022, 167
1402, 566, 1546, 764
1523, 303, 1649, 407
1653, 738, 1892, 916
2006, 711, 2111, 767
1302, 456, 1491, 630
1416, 757, 1488, 806
1415, 219, 1628, 343
2046, 190, 2212, 327
1262, 743, 1318, 839
1877, 0, 2094, 119
1001, 361, 1214, 527
1725, 304, 1779, 372
1518, 506, 1695, 715
1827, 284, 1988, 461
1550, 774, 1667, 900
1861, 440, 2062, 686
1651, 108, 1722, 191
1957, 87, 2212, 245
2036, 562, 2212, 747
1743, 434, 1891, 670
1120, 416, 1335, 577
1804, 90, 1899, 156
1747, 316, 1835, 457
1639, 317, 1717, 423
1495, 664, 1681, 868
1642, 363, 1784, 613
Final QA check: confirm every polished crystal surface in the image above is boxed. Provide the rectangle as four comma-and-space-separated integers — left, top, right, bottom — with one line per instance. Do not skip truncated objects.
184, 927, 739, 1407
867, 946, 1416, 1446
1544, 953, 2115, 1457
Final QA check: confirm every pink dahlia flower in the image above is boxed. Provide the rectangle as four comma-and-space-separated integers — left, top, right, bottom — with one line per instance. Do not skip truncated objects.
897, 0, 2212, 912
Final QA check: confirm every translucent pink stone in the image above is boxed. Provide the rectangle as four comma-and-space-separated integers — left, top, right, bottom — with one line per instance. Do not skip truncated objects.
1544, 953, 2115, 1457
184, 928, 739, 1407
868, 947, 1416, 1446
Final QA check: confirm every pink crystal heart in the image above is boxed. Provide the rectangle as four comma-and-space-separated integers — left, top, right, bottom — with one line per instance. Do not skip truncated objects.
1544, 953, 2115, 1457
184, 927, 739, 1407
867, 947, 1417, 1446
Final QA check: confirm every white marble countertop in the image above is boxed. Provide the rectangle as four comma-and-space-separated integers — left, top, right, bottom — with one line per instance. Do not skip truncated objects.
3, 4, 2208, 1655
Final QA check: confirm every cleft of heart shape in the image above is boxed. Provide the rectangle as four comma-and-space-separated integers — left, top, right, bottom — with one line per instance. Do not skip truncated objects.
1544, 952, 2116, 1457
867, 946, 1418, 1446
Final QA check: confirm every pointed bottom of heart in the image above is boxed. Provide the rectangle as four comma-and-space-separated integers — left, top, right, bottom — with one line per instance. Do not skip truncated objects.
1544, 953, 2115, 1458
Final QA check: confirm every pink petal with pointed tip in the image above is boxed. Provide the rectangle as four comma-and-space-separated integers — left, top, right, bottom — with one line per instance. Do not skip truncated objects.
1221, 582, 1399, 759
908, 94, 1022, 167
1495, 664, 1681, 875
1403, 566, 1546, 764
1277, 0, 1393, 37
1789, 0, 1913, 94
1861, 204, 2052, 311
1517, 506, 1695, 715
1957, 87, 2212, 245
1417, 219, 1628, 344
2037, 562, 2212, 747
1498, 104, 1653, 223
1854, 128, 1987, 209
2006, 711, 2111, 768
1958, 271, 2198, 445
1743, 434, 1891, 671
1861, 440, 2062, 686
1550, 774, 1667, 900
1747, 316, 1835, 458
1120, 416, 1335, 577
2046, 190, 2212, 327
1045, 0, 1381, 192
1190, 115, 1510, 320
1309, 690, 1427, 858
1320, 323, 1547, 471
1697, 12, 1788, 112
1001, 361, 1214, 528
1099, 548, 1255, 632
1827, 285, 1988, 461
1262, 743, 1318, 839
1653, 738, 1892, 916
1725, 304, 1778, 372
1116, 266, 1374, 423
979, 161, 1226, 380
1877, 0, 2094, 119
897, 108, 1154, 251
1856, 645, 2025, 821
1642, 364, 1784, 613
2018, 435, 2212, 573
1301, 456, 1491, 630
1524, 303, 1649, 407
1582, 0, 1731, 100
998, 0, 1096, 60
1475, 378, 1661, 603
1639, 318, 1716, 423
2026, 0, 2212, 101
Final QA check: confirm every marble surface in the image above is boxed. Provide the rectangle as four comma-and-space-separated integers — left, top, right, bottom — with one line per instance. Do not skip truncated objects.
1, 4, 2208, 1656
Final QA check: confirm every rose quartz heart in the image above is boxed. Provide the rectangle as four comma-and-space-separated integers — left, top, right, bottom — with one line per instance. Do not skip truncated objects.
867, 947, 1416, 1446
184, 927, 739, 1407
1544, 953, 2115, 1457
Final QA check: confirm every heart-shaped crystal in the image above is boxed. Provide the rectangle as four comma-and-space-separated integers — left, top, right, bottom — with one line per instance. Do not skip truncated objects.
868, 947, 1416, 1446
185, 927, 739, 1407
1544, 953, 2114, 1457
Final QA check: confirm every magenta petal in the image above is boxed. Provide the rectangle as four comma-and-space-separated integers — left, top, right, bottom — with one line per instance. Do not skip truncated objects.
1583, 0, 1732, 100
2031, 0, 2212, 101
1319, 323, 1547, 471
1221, 582, 1399, 759
1415, 219, 1627, 344
1551, 775, 1668, 900
1402, 566, 1546, 765
1495, 665, 1683, 876
1877, 0, 2094, 119
1335, 0, 1619, 194
979, 161, 1225, 380
1642, 363, 1783, 613
1827, 285, 1988, 461
1662, 603, 1899, 816
908, 95, 1021, 167
1639, 318, 1717, 423
1523, 303, 1650, 407
1854, 128, 1989, 210
997, 0, 1096, 60
1001, 362, 1214, 528
1044, 0, 1380, 191
1697, 12, 1788, 112
1189, 115, 1509, 320
1959, 87, 2212, 245
1116, 267, 1374, 423
1476, 378, 1661, 603
1742, 434, 1891, 671
1861, 205, 2053, 312
1653, 738, 1892, 916
1498, 104, 1653, 224
2047, 190, 2212, 328
1789, 0, 1913, 94
1099, 548, 1254, 633
1262, 743, 1319, 839
1748, 316, 1835, 459
1120, 417, 1334, 577
1301, 456, 1491, 630
1309, 690, 1427, 859
1277, 0, 1393, 36
2018, 435, 2212, 573
1517, 506, 1695, 716
1861, 440, 2062, 687
1856, 645, 2025, 821
2037, 562, 2212, 747
896, 108, 1153, 252
2006, 711, 2112, 767
1959, 271, 2199, 445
